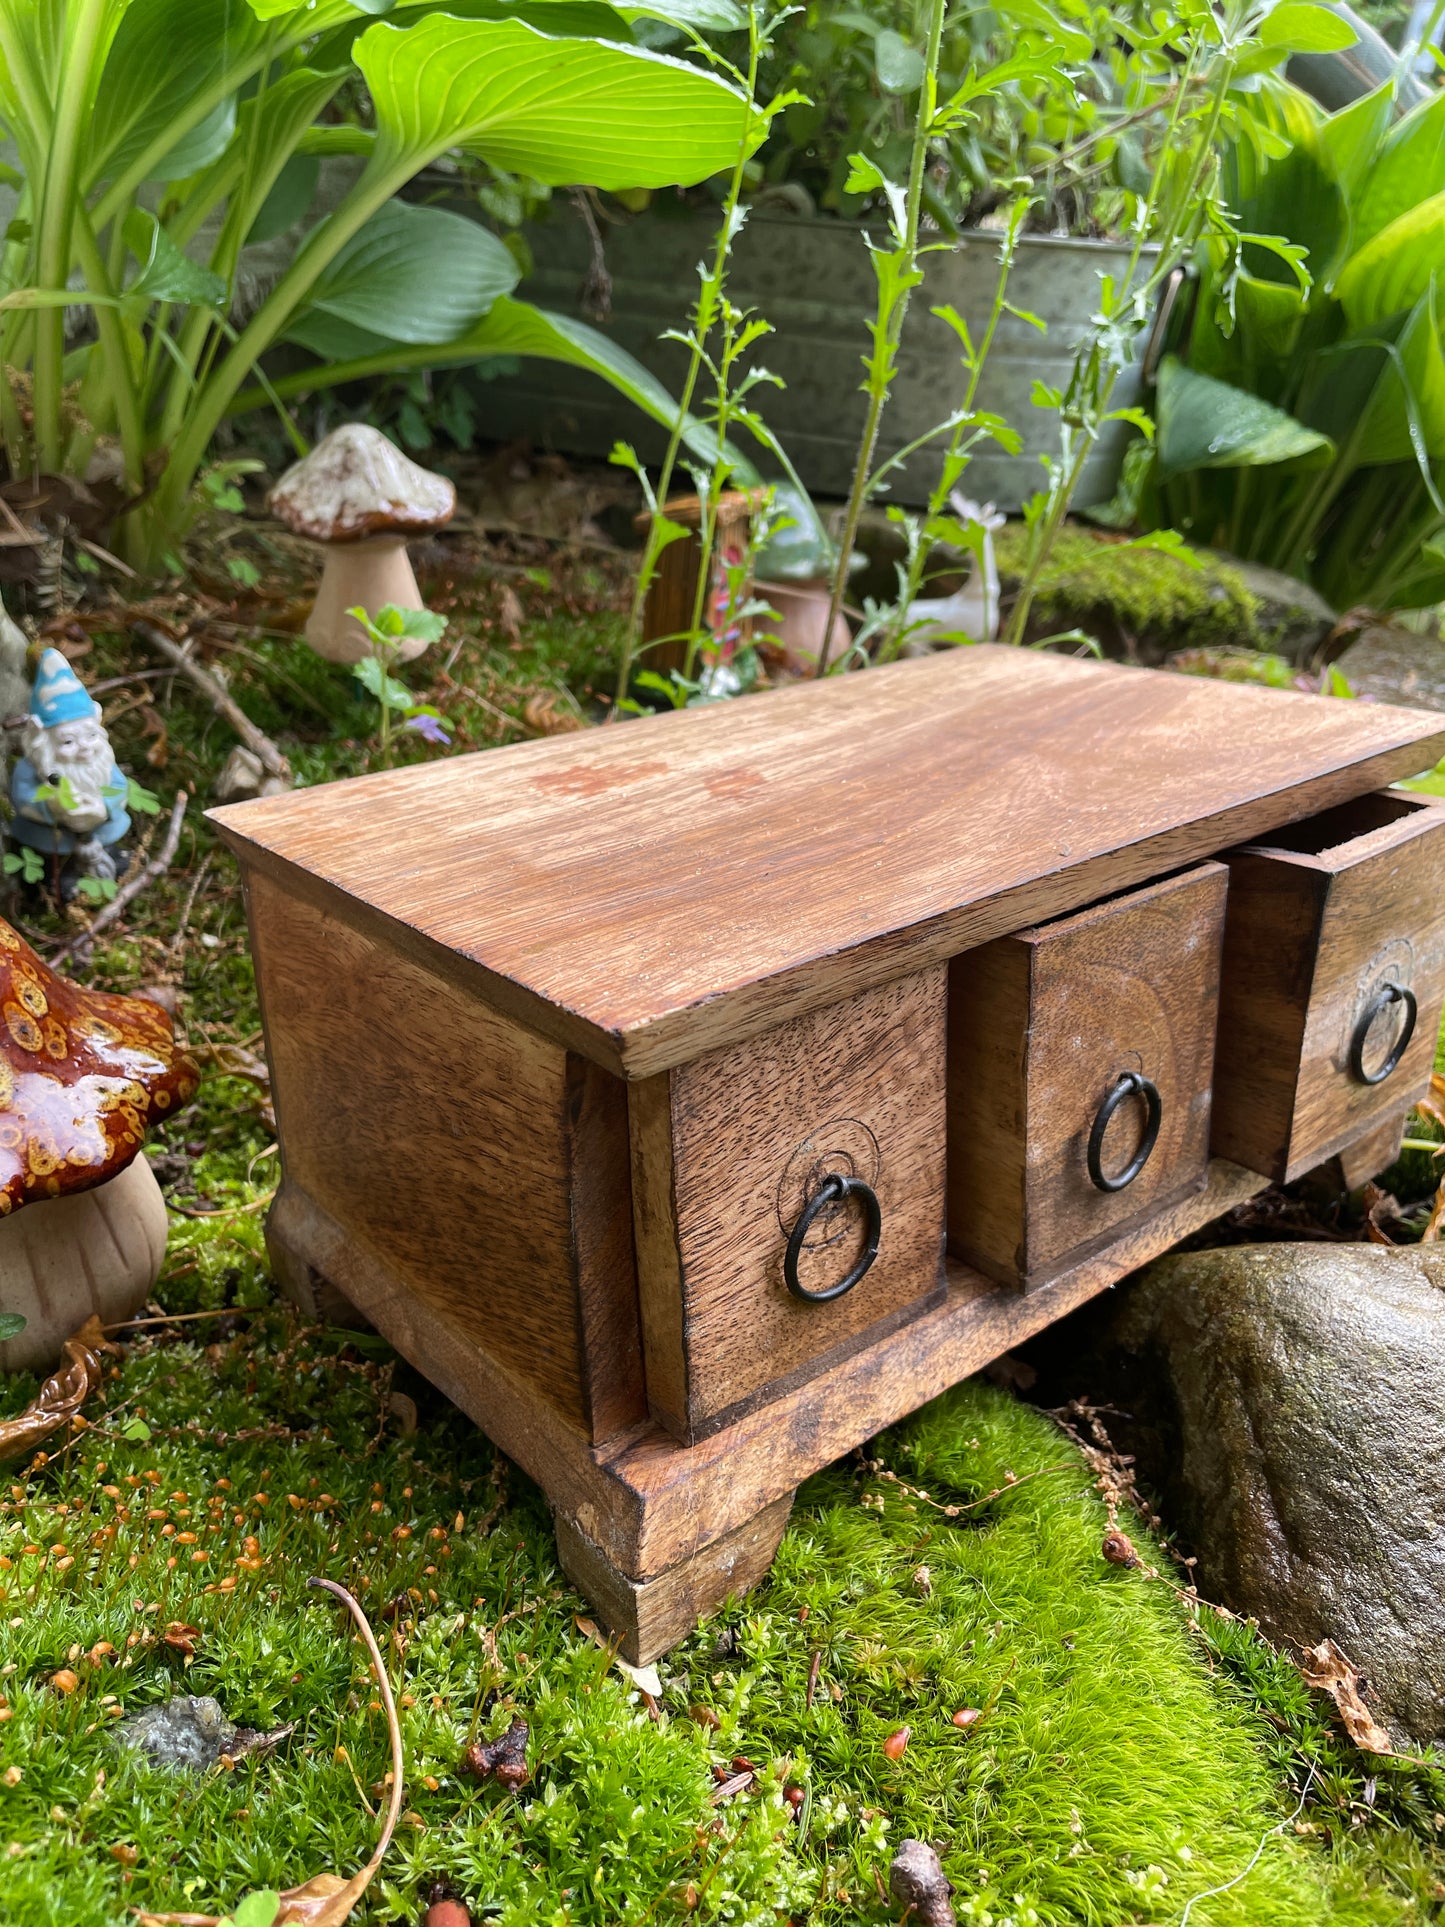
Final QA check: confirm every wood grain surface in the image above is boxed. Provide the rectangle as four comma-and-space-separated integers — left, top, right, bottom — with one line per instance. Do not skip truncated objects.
1212, 793, 1445, 1181
246, 870, 644, 1445
212, 647, 1445, 1079
265, 1156, 1268, 1585
631, 968, 947, 1440
948, 864, 1226, 1286
554, 1496, 792, 1664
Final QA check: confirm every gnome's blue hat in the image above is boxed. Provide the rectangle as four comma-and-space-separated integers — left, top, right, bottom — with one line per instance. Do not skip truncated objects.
29, 647, 99, 727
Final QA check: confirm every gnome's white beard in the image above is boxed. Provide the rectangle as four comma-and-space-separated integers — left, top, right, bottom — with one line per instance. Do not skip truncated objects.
21, 716, 113, 834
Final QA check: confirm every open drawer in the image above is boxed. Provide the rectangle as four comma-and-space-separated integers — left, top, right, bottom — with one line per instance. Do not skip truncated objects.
1211, 790, 1445, 1183
947, 863, 1228, 1290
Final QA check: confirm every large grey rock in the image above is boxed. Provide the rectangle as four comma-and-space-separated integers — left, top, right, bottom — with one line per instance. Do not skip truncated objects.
1333, 621, 1445, 714
1105, 1242, 1445, 1739
1206, 554, 1337, 662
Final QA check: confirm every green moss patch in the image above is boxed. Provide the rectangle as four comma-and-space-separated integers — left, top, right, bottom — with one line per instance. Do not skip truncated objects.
3, 1320, 1440, 1924
995, 524, 1262, 662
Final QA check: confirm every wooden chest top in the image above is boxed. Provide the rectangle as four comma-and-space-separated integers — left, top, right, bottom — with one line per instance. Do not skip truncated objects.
211, 646, 1445, 1078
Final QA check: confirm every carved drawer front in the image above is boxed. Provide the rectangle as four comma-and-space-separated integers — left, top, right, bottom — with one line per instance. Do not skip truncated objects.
947, 863, 1228, 1290
1211, 791, 1445, 1184
629, 966, 947, 1444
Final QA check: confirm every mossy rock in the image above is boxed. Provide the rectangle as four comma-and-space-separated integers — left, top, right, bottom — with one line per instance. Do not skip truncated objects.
995, 523, 1265, 664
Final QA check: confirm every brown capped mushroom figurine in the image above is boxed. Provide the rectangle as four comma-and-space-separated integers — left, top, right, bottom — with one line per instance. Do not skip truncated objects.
0, 918, 199, 1374
269, 423, 456, 665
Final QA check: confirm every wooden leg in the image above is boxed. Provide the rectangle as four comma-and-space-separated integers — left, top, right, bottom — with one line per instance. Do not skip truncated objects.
265, 1210, 373, 1331
554, 1494, 794, 1665
1338, 1114, 1407, 1190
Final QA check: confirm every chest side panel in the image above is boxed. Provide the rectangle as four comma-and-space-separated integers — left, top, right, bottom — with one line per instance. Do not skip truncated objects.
245, 867, 622, 1437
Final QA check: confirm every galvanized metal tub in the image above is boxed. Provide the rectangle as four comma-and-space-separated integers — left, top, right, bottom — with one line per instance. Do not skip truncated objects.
483, 208, 1155, 510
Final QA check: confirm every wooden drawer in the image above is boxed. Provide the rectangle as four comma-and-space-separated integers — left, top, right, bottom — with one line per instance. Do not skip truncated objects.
630, 967, 947, 1443
947, 863, 1228, 1289
1211, 791, 1445, 1183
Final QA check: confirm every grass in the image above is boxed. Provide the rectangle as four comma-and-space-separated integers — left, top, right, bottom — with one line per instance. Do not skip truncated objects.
3, 527, 1445, 1923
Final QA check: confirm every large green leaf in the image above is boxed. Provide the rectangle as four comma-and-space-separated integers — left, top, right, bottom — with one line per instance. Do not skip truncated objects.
354, 13, 759, 186
227, 67, 352, 246
1300, 292, 1445, 465
86, 0, 271, 189
1258, 2, 1357, 50
123, 210, 226, 306
291, 199, 519, 346
1354, 88, 1445, 252
1318, 80, 1392, 203
1223, 79, 1344, 289
1156, 356, 1333, 475
1336, 192, 1445, 328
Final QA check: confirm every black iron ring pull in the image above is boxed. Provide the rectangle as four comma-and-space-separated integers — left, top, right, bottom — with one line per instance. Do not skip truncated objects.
1087, 1071, 1162, 1194
1349, 981, 1417, 1086
784, 1172, 882, 1303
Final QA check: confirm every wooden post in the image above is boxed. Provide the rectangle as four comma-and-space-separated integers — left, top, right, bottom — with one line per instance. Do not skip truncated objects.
636, 491, 756, 681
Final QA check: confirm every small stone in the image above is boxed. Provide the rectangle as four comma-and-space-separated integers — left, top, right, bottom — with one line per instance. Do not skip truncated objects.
114, 1695, 244, 1773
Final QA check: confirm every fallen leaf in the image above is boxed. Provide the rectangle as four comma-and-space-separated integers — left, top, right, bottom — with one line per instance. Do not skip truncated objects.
497, 584, 524, 641
1301, 1638, 1393, 1754
460, 1715, 529, 1791
387, 1391, 418, 1437
1415, 1073, 1445, 1137
889, 1838, 956, 1927
522, 690, 584, 736
1422, 1172, 1445, 1245
1362, 1182, 1402, 1246
0, 1316, 110, 1462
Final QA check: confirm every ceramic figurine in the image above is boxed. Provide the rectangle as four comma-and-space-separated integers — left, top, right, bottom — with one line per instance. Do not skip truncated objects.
9, 647, 131, 889
268, 423, 456, 666
0, 916, 199, 1374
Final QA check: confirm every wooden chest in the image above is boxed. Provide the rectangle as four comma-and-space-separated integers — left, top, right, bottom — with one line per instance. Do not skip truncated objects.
213, 646, 1445, 1660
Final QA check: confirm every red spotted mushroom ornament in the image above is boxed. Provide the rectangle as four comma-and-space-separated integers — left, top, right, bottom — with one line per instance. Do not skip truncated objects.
0, 919, 198, 1374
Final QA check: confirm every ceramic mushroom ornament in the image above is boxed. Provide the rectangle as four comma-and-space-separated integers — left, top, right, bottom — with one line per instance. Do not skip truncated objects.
269, 424, 456, 665
0, 919, 198, 1375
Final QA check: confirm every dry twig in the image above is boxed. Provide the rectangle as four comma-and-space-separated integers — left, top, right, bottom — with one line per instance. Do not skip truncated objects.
132, 622, 291, 782
51, 789, 188, 966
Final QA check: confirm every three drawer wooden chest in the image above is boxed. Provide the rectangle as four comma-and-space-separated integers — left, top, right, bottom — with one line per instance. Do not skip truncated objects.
213, 645, 1445, 1659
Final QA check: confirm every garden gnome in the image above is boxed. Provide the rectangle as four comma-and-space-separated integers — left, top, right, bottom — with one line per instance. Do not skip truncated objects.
0, 593, 29, 871
9, 647, 129, 885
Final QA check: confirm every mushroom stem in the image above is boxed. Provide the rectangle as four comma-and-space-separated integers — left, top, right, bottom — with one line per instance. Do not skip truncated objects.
306, 535, 431, 666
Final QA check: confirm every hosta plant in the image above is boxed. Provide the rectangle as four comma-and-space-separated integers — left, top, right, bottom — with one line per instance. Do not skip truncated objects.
0, 0, 760, 570
1128, 75, 1445, 609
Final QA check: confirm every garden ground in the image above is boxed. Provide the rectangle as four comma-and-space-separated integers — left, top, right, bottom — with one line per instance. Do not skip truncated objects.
3, 485, 1445, 1924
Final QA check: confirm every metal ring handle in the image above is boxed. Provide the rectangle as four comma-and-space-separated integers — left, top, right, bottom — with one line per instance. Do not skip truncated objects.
1086, 1071, 1162, 1193
783, 1172, 881, 1303
1349, 981, 1417, 1086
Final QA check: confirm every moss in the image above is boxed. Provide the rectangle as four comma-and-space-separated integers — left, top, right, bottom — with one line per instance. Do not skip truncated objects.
995, 523, 1262, 661
3, 1340, 1442, 1924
